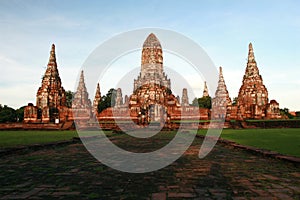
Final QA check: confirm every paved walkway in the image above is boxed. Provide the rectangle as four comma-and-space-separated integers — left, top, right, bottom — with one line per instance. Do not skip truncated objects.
0, 133, 299, 199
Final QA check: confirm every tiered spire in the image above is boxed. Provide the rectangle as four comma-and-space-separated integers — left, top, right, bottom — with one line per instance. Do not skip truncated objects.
203, 81, 209, 97
72, 70, 92, 109
211, 67, 231, 119
134, 33, 170, 92
141, 33, 163, 65
214, 67, 231, 105
48, 44, 57, 66
237, 43, 269, 119
244, 43, 261, 80
93, 83, 101, 114
36, 44, 66, 109
44, 44, 60, 80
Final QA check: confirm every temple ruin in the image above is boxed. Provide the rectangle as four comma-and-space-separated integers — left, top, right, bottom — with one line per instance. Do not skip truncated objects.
24, 35, 283, 127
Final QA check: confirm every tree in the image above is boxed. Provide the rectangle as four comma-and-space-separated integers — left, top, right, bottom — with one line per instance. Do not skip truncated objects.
296, 111, 300, 118
192, 98, 198, 106
280, 108, 294, 119
16, 106, 25, 122
0, 105, 17, 123
166, 88, 172, 95
65, 90, 74, 108
232, 97, 238, 106
192, 96, 212, 109
97, 88, 117, 113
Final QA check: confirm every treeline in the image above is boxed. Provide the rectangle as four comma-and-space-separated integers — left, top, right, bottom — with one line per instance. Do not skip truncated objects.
0, 105, 25, 123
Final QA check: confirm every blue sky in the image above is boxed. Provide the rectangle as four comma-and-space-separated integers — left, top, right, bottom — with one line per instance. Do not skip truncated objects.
0, 0, 299, 110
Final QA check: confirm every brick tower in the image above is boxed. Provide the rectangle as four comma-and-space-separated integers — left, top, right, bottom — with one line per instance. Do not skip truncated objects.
36, 44, 66, 122
72, 70, 92, 120
237, 43, 269, 119
212, 66, 232, 119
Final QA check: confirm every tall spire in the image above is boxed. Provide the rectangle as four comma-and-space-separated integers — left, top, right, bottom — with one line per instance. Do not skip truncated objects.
237, 43, 269, 119
134, 33, 170, 91
203, 81, 209, 97
217, 66, 226, 89
141, 33, 163, 74
48, 44, 57, 68
211, 66, 231, 119
72, 70, 92, 109
93, 83, 101, 114
219, 66, 223, 81
36, 44, 65, 109
214, 66, 231, 104
244, 42, 260, 79
142, 33, 162, 65
78, 71, 86, 91
248, 43, 255, 62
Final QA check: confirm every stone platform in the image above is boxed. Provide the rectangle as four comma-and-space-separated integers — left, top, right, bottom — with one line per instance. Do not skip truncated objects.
0, 133, 299, 199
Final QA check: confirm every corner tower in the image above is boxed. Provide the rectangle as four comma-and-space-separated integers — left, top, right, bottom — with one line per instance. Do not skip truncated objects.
237, 43, 268, 119
36, 44, 66, 109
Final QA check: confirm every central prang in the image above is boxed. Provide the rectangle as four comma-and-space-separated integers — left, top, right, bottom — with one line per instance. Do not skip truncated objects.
104, 33, 202, 126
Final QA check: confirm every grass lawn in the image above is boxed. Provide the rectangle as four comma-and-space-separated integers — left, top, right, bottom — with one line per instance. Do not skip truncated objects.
1, 129, 299, 158
0, 131, 78, 148
198, 128, 300, 157
0, 130, 118, 148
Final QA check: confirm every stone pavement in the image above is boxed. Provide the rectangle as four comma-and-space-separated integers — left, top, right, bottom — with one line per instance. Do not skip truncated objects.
0, 132, 299, 199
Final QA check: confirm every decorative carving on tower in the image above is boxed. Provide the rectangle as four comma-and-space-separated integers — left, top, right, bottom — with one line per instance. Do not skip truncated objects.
93, 83, 101, 114
212, 67, 232, 119
134, 33, 170, 92
35, 44, 66, 123
73, 71, 92, 109
266, 100, 281, 119
72, 70, 92, 120
98, 33, 207, 125
236, 43, 269, 120
181, 88, 189, 107
203, 81, 209, 97
129, 33, 179, 124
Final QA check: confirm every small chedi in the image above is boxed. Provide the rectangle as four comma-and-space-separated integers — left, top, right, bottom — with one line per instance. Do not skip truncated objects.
211, 66, 232, 119
24, 34, 283, 126
92, 83, 101, 115
71, 70, 92, 121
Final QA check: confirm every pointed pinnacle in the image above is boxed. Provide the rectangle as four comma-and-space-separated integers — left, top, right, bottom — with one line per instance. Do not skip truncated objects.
248, 42, 255, 62
79, 70, 85, 84
48, 44, 57, 65
249, 42, 253, 50
204, 81, 208, 89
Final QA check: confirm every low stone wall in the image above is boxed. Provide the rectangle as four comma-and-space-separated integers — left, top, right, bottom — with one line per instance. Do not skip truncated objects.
0, 123, 23, 130
0, 122, 74, 130
1, 120, 300, 130
235, 120, 300, 129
